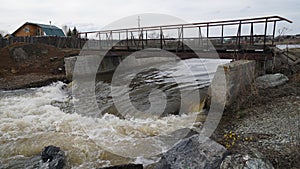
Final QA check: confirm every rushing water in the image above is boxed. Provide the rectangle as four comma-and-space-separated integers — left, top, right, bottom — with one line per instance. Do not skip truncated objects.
0, 58, 229, 168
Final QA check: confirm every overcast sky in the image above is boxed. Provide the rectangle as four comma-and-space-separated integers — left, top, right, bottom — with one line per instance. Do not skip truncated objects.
0, 0, 299, 35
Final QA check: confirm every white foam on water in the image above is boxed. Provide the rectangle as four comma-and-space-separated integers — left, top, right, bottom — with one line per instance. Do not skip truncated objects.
0, 82, 108, 167
0, 58, 229, 167
82, 112, 198, 157
0, 81, 200, 168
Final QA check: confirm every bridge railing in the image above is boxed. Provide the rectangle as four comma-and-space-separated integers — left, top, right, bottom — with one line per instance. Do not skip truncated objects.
79, 16, 292, 52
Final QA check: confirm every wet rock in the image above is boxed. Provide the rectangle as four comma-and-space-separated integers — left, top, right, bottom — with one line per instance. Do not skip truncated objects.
256, 73, 289, 89
220, 154, 274, 169
154, 135, 228, 169
98, 163, 143, 169
0, 155, 45, 169
41, 145, 65, 169
0, 146, 65, 169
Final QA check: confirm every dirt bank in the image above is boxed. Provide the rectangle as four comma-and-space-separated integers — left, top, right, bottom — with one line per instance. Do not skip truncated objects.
0, 43, 79, 90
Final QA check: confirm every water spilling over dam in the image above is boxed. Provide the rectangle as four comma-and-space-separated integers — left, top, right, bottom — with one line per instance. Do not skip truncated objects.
0, 58, 229, 168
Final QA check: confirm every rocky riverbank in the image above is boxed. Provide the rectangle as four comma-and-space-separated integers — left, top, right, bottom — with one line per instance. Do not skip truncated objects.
214, 72, 300, 169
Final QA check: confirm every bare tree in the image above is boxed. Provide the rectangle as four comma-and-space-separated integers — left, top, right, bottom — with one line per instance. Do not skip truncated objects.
277, 27, 289, 42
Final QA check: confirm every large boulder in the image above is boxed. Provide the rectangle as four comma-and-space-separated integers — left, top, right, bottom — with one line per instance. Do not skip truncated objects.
220, 154, 274, 169
154, 135, 228, 169
256, 73, 289, 89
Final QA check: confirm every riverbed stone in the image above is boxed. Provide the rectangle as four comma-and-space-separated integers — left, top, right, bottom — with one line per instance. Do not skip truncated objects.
256, 73, 289, 89
154, 134, 228, 169
220, 154, 274, 169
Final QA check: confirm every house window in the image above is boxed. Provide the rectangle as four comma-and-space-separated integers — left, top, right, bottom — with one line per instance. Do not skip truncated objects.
24, 27, 30, 33
36, 28, 41, 36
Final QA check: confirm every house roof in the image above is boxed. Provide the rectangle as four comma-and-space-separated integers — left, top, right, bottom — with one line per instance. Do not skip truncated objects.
12, 22, 65, 36
33, 22, 65, 36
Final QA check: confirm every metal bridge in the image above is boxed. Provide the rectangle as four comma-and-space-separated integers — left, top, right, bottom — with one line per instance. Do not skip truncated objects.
78, 16, 292, 60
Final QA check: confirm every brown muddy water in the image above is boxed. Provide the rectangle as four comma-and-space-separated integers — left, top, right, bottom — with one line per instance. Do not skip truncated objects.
0, 58, 229, 168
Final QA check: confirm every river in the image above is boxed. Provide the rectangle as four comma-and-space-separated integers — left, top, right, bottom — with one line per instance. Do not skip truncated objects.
0, 58, 229, 168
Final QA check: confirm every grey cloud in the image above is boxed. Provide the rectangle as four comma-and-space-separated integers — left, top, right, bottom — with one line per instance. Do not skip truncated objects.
0, 0, 298, 34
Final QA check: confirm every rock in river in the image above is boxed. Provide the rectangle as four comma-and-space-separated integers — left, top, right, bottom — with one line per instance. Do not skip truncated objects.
0, 145, 65, 169
41, 145, 65, 169
153, 134, 228, 169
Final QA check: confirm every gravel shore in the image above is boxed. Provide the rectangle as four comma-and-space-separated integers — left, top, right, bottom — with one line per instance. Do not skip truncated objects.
215, 73, 300, 169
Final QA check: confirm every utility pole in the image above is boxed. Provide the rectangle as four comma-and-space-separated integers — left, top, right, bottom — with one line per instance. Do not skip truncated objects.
137, 16, 141, 37
49, 21, 52, 31
137, 16, 141, 29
